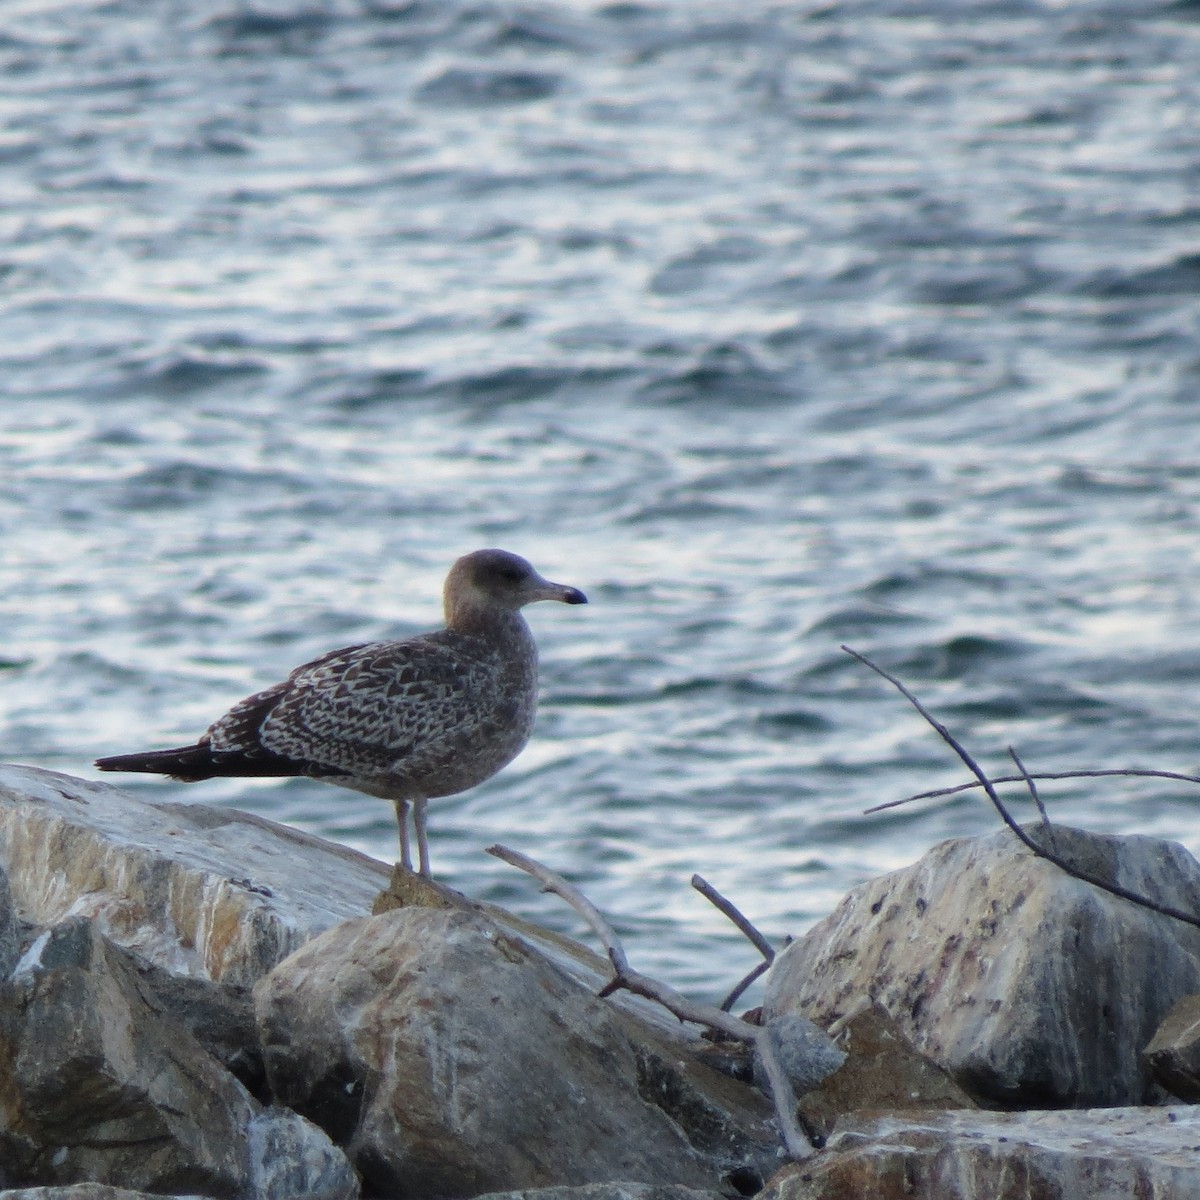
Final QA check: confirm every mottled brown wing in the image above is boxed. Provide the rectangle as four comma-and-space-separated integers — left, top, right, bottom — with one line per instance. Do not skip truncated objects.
248, 633, 504, 777
204, 644, 370, 759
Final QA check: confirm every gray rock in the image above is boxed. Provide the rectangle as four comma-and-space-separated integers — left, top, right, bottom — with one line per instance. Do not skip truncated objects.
0, 915, 357, 1199
256, 907, 778, 1198
794, 1004, 975, 1143
0, 1189, 209, 1200
0, 864, 21, 980
247, 1108, 361, 1200
376, 865, 783, 1185
754, 1016, 846, 1097
761, 1106, 1200, 1200
0, 764, 389, 986
130, 957, 263, 1094
764, 825, 1200, 1107
473, 1186, 728, 1200
1144, 992, 1200, 1101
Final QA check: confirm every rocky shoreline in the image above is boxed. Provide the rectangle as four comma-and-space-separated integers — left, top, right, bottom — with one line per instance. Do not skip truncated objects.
0, 764, 1199, 1199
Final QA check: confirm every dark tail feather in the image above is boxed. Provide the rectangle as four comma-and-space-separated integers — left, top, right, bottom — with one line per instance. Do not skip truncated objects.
95, 743, 346, 783
94, 744, 223, 782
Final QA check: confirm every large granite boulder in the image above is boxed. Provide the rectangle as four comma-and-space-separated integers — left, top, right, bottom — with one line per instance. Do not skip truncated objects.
764, 825, 1200, 1106
0, 914, 356, 1199
255, 906, 781, 1198
0, 764, 388, 986
762, 1106, 1200, 1200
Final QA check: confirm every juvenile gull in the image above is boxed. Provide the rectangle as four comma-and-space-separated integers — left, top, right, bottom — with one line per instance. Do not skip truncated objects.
95, 549, 587, 876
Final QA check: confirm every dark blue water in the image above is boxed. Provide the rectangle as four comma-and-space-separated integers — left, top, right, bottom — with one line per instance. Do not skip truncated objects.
2, 0, 1200, 992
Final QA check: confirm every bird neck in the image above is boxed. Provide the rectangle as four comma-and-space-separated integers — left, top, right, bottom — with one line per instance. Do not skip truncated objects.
445, 602, 533, 650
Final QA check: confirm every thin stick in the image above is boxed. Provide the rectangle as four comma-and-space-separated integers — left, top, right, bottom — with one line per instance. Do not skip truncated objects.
486, 843, 630, 977
1008, 745, 1050, 829
842, 646, 1200, 931
719, 958, 772, 1013
691, 874, 775, 963
865, 768, 1200, 814
758, 1030, 815, 1160
487, 844, 815, 1160
753, 1024, 815, 1160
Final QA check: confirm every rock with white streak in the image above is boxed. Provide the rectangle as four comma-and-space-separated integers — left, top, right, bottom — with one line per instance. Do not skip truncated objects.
764, 825, 1200, 1107
0, 764, 389, 986
255, 906, 780, 1199
761, 1106, 1200, 1200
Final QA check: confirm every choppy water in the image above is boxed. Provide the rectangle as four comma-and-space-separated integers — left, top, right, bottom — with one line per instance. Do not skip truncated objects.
2, 0, 1200, 993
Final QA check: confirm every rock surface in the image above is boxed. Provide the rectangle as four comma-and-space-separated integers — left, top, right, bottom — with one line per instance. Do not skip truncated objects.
762, 1106, 1200, 1200
795, 1005, 974, 1142
0, 764, 389, 986
1144, 992, 1200, 1101
474, 1186, 729, 1200
255, 906, 780, 1198
6, 765, 1200, 1200
0, 1189, 187, 1200
764, 825, 1200, 1106
0, 913, 356, 1199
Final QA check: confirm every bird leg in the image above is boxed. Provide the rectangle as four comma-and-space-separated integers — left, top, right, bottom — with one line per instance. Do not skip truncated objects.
414, 798, 430, 878
394, 798, 412, 871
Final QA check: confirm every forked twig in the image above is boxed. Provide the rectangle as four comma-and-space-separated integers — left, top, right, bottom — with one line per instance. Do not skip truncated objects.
691, 873, 779, 1011
865, 768, 1200, 814
691, 874, 776, 962
1008, 745, 1050, 830
718, 959, 773, 1013
487, 843, 815, 1161
842, 646, 1200, 931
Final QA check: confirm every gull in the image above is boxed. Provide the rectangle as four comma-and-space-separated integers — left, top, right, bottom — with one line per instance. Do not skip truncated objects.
95, 548, 587, 876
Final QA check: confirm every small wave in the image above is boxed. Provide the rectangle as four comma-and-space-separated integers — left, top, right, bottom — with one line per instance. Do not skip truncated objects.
326, 368, 428, 410
755, 708, 834, 735
429, 363, 629, 407
878, 635, 1042, 685
115, 461, 307, 511
939, 683, 1120, 723
487, 11, 602, 52
415, 68, 562, 107
910, 260, 1053, 306
649, 236, 768, 297
861, 564, 1015, 602
1076, 253, 1200, 299
206, 8, 337, 53
637, 343, 793, 407
113, 352, 268, 398
1056, 465, 1159, 495
804, 605, 929, 640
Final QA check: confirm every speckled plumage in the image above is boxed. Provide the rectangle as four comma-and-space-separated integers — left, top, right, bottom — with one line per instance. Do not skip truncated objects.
96, 549, 587, 875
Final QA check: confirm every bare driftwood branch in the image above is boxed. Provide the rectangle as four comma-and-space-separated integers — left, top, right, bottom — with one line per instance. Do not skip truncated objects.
718, 958, 773, 1013
690, 874, 779, 1011
1008, 745, 1050, 830
485, 843, 630, 979
691, 874, 776, 962
842, 645, 1200, 932
865, 768, 1200, 814
487, 843, 815, 1161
